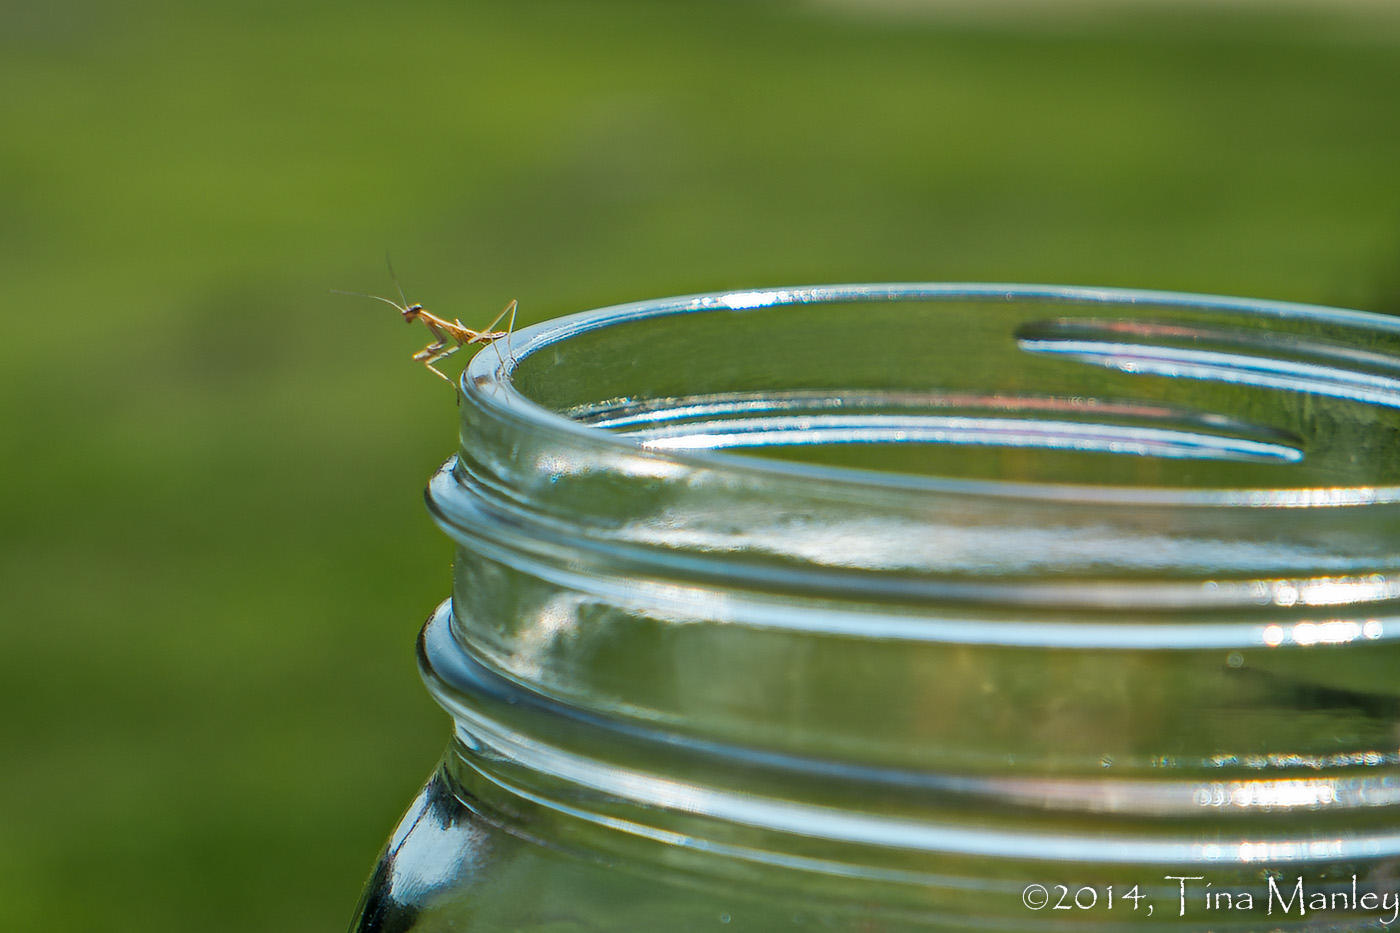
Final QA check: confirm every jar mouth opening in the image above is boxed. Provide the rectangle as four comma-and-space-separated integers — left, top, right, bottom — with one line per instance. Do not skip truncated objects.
463, 283, 1400, 510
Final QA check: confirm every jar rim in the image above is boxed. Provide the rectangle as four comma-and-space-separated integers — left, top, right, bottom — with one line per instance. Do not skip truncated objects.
463, 282, 1400, 510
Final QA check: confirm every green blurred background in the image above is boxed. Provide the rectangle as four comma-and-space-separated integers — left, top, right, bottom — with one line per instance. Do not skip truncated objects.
3, 0, 1398, 929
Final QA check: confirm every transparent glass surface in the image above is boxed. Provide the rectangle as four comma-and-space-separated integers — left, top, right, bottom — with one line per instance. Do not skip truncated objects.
351, 285, 1400, 931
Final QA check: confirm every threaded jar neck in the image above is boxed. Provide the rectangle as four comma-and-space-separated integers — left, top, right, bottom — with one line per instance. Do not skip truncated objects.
424, 284, 1400, 886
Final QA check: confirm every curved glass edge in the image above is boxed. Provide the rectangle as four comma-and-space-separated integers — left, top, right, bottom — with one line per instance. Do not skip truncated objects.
421, 601, 1400, 847
462, 283, 1400, 509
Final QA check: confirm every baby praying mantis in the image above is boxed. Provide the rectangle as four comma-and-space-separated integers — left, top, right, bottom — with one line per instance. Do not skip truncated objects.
334, 259, 517, 390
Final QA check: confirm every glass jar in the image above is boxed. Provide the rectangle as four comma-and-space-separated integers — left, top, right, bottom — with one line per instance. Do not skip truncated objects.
350, 284, 1400, 931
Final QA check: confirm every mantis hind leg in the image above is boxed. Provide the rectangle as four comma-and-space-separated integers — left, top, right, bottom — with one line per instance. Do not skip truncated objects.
478, 300, 518, 366
478, 299, 517, 336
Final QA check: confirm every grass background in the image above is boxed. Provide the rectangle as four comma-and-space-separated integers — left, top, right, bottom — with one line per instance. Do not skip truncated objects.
2, 1, 1399, 929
